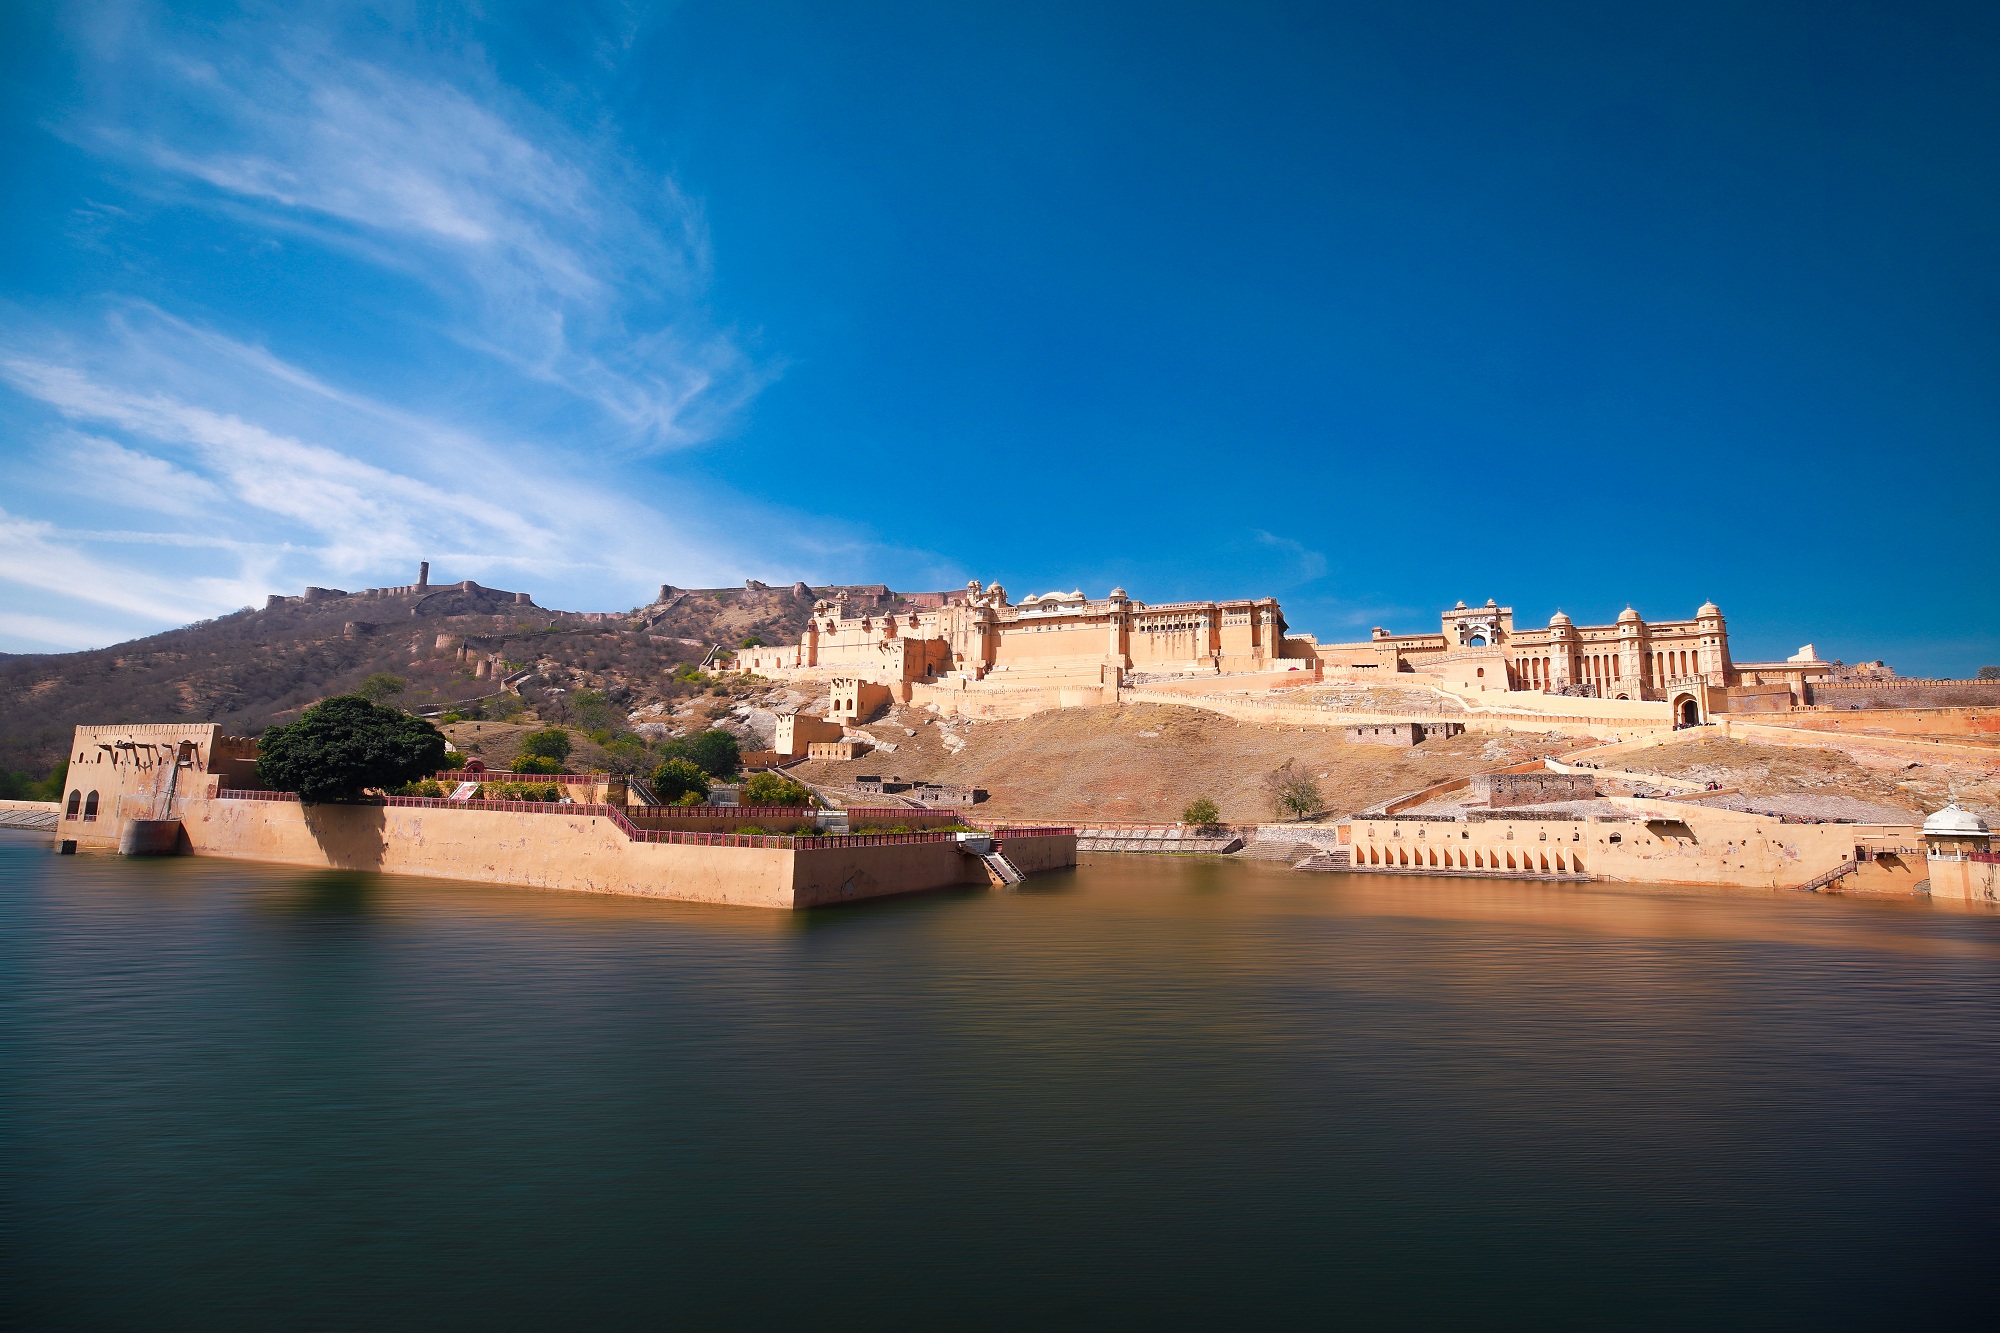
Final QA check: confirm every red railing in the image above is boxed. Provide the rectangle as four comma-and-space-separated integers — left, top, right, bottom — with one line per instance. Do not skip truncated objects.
434, 770, 597, 785
843, 807, 964, 820
993, 827, 1076, 838
629, 804, 843, 820
217, 789, 299, 801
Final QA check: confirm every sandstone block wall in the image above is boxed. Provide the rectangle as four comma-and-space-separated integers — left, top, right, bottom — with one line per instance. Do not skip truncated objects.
1471, 772, 1596, 807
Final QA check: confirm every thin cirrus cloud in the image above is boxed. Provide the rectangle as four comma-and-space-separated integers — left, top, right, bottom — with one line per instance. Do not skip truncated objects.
79, 31, 758, 448
0, 11, 885, 652
0, 307, 760, 606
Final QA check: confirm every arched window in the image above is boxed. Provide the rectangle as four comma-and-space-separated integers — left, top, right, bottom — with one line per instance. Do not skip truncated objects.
65, 790, 81, 818
83, 791, 100, 820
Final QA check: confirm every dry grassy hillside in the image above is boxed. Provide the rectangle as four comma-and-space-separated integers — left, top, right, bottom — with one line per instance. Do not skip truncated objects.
1638, 735, 2000, 822
797, 702, 1576, 824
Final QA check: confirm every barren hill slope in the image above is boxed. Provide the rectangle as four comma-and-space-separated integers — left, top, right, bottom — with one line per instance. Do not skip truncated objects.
1636, 735, 2000, 823
798, 702, 1576, 824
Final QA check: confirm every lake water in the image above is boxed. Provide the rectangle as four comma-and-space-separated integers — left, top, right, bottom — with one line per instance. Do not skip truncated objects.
7, 828, 1999, 1328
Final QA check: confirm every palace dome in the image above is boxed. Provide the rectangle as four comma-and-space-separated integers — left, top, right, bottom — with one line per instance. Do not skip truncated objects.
1109, 587, 1128, 600
1923, 804, 1989, 837
1617, 606, 1641, 624
1697, 600, 1722, 618
1549, 611, 1572, 627
1454, 600, 1466, 609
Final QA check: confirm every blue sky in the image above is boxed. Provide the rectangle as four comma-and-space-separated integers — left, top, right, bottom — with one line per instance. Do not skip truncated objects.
2, 2, 1995, 673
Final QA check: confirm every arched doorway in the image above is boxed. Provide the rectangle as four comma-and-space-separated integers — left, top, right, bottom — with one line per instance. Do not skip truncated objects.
1676, 696, 1700, 727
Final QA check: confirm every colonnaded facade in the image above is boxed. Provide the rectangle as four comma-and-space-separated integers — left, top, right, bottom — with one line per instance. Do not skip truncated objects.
1315, 599, 1836, 724
739, 580, 1322, 703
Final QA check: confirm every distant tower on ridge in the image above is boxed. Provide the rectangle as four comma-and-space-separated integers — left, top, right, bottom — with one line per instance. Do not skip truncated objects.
417, 561, 430, 590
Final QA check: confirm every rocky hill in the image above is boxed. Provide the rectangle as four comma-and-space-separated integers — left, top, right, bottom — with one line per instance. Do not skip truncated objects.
0, 574, 911, 776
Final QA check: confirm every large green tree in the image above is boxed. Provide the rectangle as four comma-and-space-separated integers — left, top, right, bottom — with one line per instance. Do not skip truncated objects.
650, 757, 712, 804
657, 729, 741, 779
257, 696, 449, 803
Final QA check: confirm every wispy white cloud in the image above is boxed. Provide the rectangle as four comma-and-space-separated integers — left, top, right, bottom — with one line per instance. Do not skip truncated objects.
71, 11, 760, 450
0, 611, 137, 653
53, 430, 226, 518
0, 305, 758, 586
0, 6, 930, 655
0, 506, 264, 625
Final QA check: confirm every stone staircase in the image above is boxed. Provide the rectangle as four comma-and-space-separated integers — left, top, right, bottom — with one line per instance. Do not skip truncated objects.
980, 850, 1026, 886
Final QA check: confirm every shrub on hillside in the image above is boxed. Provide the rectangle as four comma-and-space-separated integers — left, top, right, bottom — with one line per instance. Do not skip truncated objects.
512, 754, 562, 775
1182, 797, 1222, 831
257, 696, 448, 803
356, 673, 407, 707
519, 727, 573, 762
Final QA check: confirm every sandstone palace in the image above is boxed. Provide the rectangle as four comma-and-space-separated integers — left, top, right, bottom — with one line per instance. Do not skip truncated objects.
741, 580, 1841, 727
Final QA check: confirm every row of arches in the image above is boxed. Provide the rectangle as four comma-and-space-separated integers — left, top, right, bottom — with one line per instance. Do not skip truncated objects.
1359, 843, 1581, 873
64, 790, 100, 820
1655, 648, 1699, 681
1513, 647, 1703, 691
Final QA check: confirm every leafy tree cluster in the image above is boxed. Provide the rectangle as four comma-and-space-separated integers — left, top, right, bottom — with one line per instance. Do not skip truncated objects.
651, 758, 711, 804
741, 772, 813, 807
1980, 666, 2000, 681
506, 726, 574, 774
655, 729, 740, 780
0, 757, 68, 802
257, 696, 448, 803
478, 781, 563, 802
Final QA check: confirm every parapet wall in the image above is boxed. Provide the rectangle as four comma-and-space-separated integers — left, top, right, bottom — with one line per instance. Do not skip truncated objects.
1806, 680, 2000, 710
1777, 706, 2000, 739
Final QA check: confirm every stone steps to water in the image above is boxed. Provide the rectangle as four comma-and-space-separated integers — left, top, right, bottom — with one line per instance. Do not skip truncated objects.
0, 800, 58, 831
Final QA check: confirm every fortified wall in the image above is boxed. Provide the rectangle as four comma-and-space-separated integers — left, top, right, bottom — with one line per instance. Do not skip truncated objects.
52, 723, 1074, 909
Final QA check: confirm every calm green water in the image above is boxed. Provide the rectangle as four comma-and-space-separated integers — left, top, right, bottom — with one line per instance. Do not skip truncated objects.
6, 829, 1998, 1329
